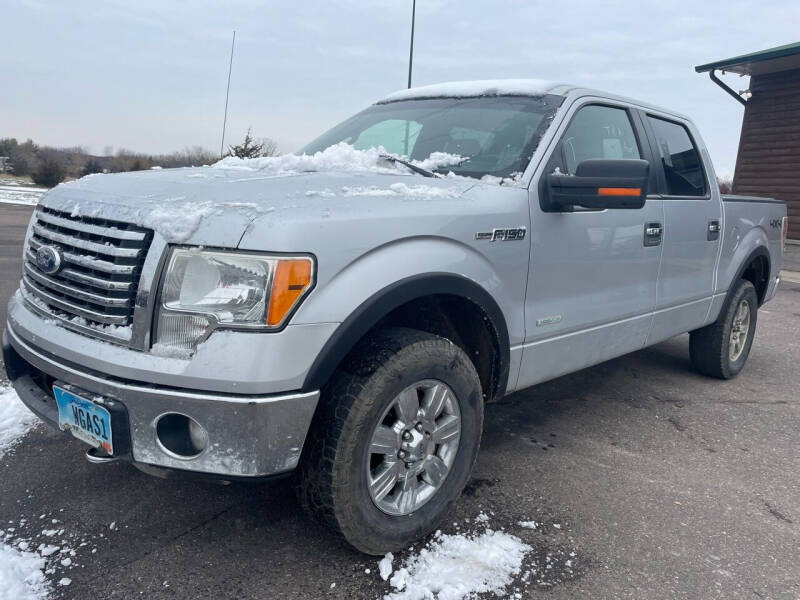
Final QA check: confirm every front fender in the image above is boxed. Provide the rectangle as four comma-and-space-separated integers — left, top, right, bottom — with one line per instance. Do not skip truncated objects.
292, 235, 520, 336
294, 236, 515, 395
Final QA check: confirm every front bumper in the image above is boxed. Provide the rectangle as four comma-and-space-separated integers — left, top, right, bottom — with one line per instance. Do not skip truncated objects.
3, 324, 319, 478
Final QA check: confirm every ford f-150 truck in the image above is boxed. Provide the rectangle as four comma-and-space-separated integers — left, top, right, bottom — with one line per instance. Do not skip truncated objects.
3, 80, 789, 554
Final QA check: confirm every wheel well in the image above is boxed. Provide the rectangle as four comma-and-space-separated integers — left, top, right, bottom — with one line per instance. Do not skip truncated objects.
302, 274, 510, 401
373, 295, 503, 402
741, 254, 769, 305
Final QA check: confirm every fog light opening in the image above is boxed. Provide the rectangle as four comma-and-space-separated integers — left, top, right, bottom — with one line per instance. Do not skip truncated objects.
155, 413, 208, 459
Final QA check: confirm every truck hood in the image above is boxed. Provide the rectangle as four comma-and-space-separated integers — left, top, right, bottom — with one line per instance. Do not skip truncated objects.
40, 166, 478, 247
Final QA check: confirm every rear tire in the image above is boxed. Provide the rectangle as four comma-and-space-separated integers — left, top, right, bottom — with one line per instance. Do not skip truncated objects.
690, 279, 758, 379
296, 327, 483, 555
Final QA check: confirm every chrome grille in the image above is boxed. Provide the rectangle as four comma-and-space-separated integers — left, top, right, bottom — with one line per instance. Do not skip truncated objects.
22, 206, 153, 336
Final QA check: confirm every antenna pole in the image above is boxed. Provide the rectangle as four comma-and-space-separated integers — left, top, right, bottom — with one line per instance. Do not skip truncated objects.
220, 30, 236, 158
407, 0, 415, 88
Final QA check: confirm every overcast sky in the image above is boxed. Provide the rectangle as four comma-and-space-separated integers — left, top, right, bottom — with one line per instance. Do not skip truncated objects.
2, 0, 799, 175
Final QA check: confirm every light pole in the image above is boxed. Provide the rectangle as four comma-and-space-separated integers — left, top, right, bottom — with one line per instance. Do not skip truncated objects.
404, 0, 416, 155
220, 30, 236, 158
407, 0, 416, 88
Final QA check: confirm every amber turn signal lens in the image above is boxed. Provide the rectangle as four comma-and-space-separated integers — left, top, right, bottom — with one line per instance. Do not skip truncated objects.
267, 259, 313, 326
597, 187, 641, 197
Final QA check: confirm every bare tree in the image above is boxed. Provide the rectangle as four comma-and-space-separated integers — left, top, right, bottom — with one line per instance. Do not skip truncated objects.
258, 137, 279, 157
717, 176, 733, 194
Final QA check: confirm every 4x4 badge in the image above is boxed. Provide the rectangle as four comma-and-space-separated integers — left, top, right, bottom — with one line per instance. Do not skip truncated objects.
475, 227, 526, 241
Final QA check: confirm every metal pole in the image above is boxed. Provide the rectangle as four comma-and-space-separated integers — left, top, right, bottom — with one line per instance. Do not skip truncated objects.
407, 0, 415, 88
404, 0, 416, 155
220, 30, 236, 158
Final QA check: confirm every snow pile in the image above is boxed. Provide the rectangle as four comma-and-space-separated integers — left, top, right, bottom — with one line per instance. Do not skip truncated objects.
379, 79, 562, 103
379, 553, 394, 581
213, 142, 463, 177
342, 183, 461, 199
382, 529, 531, 600
0, 542, 50, 600
407, 152, 464, 172
0, 386, 39, 459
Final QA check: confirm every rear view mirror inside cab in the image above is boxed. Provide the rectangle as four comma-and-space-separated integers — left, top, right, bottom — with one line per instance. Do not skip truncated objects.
544, 158, 649, 211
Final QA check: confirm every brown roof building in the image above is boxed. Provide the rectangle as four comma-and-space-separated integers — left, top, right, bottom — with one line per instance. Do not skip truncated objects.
697, 42, 800, 241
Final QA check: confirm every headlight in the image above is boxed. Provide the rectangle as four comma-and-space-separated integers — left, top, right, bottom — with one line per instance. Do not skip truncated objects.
153, 248, 314, 353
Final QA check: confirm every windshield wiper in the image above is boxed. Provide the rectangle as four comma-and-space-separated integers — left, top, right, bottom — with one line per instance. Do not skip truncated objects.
379, 154, 437, 178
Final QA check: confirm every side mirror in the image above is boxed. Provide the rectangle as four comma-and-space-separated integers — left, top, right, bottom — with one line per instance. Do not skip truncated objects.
545, 159, 649, 211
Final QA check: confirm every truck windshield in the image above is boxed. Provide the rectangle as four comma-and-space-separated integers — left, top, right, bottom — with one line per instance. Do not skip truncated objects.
300, 95, 563, 180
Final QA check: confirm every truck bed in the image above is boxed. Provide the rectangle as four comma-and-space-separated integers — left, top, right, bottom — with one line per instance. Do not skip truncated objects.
722, 194, 785, 204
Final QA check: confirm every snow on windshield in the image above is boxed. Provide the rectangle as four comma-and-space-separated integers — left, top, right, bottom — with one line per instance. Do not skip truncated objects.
379, 79, 562, 103
213, 142, 463, 175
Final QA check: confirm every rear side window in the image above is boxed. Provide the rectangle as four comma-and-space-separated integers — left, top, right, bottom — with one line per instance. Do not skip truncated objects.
556, 105, 641, 174
647, 116, 707, 197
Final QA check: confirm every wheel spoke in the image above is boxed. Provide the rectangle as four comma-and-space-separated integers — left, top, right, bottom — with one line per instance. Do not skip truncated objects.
421, 455, 448, 487
397, 474, 420, 513
370, 425, 398, 455
395, 387, 420, 423
423, 384, 448, 420
431, 415, 461, 445
370, 461, 401, 501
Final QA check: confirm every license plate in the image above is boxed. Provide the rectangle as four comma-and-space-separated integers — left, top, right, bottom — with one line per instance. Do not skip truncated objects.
53, 385, 113, 454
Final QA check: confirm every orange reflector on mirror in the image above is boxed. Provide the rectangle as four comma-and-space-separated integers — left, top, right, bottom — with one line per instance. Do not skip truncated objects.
267, 259, 313, 326
597, 187, 642, 197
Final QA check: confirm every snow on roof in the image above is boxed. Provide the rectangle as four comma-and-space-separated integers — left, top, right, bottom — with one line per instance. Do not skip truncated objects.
378, 79, 565, 103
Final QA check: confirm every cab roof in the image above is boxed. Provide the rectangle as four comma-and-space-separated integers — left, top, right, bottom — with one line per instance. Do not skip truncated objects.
377, 78, 689, 122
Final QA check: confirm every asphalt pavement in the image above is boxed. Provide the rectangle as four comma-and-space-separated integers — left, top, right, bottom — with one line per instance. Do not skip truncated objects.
1, 203, 799, 599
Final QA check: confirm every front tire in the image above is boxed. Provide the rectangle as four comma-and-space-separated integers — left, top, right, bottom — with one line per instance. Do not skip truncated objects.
297, 327, 483, 555
690, 278, 758, 379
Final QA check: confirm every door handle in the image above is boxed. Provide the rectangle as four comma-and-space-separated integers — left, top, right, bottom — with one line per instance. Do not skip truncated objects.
707, 220, 720, 241
644, 222, 663, 247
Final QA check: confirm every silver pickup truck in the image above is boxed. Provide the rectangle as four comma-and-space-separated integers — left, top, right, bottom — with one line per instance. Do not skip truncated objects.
3, 80, 789, 554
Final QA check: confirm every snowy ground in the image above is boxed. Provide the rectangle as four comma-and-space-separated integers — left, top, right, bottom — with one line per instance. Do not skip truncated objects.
0, 386, 39, 459
0, 184, 46, 206
0, 386, 50, 599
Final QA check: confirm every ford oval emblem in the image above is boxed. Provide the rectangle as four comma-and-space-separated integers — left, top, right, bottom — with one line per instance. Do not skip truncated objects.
36, 245, 63, 275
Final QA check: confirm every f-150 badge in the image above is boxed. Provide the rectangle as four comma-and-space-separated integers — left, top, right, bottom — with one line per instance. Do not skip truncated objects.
475, 227, 526, 241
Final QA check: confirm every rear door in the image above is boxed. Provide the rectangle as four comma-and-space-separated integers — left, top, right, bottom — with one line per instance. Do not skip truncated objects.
517, 100, 664, 390
640, 113, 722, 344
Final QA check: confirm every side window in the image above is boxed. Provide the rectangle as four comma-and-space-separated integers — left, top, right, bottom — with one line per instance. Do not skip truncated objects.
352, 119, 422, 157
553, 105, 641, 174
647, 116, 706, 197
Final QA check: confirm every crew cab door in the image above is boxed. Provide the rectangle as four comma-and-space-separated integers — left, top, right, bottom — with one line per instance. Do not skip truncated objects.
639, 113, 722, 344
517, 100, 664, 390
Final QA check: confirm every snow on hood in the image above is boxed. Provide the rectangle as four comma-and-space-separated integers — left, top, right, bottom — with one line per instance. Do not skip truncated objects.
213, 142, 463, 174
379, 79, 564, 103
42, 151, 477, 246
